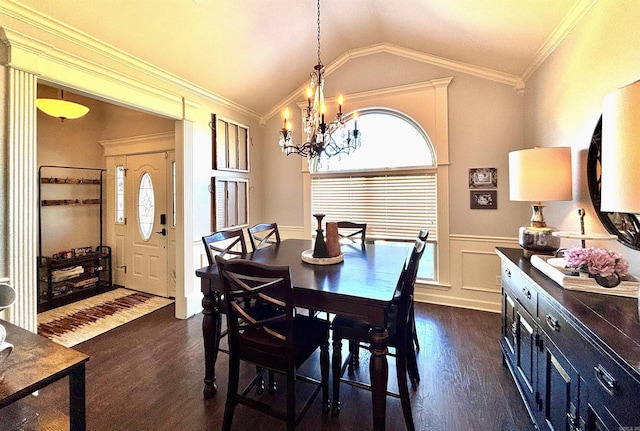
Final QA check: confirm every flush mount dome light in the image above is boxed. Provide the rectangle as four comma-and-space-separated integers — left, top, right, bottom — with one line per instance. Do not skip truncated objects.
36, 90, 90, 121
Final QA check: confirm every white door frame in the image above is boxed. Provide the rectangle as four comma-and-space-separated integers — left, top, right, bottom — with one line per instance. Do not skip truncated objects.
102, 132, 176, 298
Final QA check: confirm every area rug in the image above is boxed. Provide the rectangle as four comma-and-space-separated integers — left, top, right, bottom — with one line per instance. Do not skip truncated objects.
37, 288, 174, 347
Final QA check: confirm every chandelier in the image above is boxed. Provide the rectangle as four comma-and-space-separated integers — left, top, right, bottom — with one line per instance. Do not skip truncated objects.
279, 0, 361, 167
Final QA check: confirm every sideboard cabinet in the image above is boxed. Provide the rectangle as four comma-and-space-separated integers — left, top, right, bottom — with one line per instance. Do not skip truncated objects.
497, 247, 640, 431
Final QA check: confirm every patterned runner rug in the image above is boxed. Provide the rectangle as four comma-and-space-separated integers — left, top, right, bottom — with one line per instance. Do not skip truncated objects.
38, 288, 174, 347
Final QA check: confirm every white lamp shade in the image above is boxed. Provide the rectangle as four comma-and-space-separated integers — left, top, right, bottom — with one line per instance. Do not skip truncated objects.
36, 98, 90, 120
601, 80, 640, 213
509, 147, 572, 202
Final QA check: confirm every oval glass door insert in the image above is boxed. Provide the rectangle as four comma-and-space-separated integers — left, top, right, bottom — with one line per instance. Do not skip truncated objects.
138, 172, 155, 240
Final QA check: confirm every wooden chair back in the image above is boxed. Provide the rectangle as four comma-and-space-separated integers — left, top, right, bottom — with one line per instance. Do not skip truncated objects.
336, 221, 367, 245
248, 222, 281, 251
215, 256, 294, 370
388, 230, 428, 340
202, 228, 248, 265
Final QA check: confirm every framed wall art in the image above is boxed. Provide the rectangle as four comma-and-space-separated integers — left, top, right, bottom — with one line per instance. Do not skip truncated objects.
210, 177, 249, 230
469, 167, 497, 189
470, 190, 497, 210
211, 114, 250, 172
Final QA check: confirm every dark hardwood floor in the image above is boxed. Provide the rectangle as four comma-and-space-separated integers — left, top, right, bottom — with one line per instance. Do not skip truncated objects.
8, 303, 535, 431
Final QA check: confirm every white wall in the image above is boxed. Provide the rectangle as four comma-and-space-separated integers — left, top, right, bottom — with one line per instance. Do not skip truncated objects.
524, 1, 640, 276
262, 52, 527, 235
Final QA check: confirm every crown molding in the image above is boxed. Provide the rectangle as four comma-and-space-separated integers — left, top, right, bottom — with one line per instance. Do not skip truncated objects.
520, 0, 598, 83
343, 43, 524, 89
260, 40, 517, 124
294, 78, 453, 110
99, 132, 175, 157
0, 0, 260, 120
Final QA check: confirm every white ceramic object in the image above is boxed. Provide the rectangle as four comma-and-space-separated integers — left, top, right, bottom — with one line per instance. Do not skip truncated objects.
301, 249, 344, 265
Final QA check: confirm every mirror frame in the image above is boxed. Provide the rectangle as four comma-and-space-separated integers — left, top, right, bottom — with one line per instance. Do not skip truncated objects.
587, 115, 640, 250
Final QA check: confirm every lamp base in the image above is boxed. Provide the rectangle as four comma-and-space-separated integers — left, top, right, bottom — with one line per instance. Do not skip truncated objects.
518, 225, 561, 258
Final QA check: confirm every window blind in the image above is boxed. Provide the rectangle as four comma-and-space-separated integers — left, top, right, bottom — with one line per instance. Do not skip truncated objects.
311, 172, 437, 241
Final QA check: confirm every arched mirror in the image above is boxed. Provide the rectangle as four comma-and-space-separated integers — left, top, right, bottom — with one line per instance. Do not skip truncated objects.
587, 116, 640, 249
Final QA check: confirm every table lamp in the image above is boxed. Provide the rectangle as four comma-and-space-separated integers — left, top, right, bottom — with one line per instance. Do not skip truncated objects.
601, 80, 640, 215
509, 147, 573, 257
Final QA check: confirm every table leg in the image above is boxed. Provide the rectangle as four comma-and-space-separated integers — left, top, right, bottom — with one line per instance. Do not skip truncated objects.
369, 326, 389, 431
202, 291, 222, 399
68, 362, 86, 431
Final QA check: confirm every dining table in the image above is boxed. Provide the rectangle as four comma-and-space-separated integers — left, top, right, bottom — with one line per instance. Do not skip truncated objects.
195, 238, 410, 431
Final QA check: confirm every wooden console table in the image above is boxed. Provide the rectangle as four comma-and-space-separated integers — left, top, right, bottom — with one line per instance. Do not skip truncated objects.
0, 320, 89, 431
497, 247, 640, 431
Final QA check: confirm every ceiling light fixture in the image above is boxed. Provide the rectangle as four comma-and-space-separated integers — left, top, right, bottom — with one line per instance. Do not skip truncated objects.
278, 0, 361, 168
36, 90, 90, 121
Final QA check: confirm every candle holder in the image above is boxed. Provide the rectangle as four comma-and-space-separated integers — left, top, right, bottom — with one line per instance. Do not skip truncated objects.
313, 214, 329, 258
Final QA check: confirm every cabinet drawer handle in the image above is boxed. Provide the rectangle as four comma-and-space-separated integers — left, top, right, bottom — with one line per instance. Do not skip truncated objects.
522, 287, 531, 300
594, 364, 617, 395
545, 314, 560, 332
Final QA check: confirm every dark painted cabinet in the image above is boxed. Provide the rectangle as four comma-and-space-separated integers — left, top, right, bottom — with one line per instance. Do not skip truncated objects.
497, 248, 640, 431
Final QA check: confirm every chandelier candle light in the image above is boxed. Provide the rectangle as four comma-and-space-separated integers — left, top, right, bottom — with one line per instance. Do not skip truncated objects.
279, 0, 361, 167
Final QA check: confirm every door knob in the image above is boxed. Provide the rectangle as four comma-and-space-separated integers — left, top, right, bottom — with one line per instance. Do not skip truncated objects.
155, 228, 167, 236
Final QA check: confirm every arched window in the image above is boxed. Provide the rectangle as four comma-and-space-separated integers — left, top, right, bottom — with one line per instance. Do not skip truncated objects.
311, 108, 437, 280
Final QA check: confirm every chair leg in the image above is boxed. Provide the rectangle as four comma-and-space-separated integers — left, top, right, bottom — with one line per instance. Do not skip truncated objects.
406, 330, 420, 388
331, 336, 342, 416
268, 370, 277, 394
222, 355, 240, 431
411, 306, 420, 352
396, 347, 416, 431
255, 366, 265, 394
347, 340, 360, 373
321, 338, 330, 413
286, 367, 296, 431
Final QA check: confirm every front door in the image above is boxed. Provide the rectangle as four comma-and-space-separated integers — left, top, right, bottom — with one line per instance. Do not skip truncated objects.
124, 152, 168, 297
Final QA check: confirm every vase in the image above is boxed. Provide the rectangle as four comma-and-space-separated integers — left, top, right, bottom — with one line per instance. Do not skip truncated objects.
593, 272, 621, 288
312, 214, 329, 258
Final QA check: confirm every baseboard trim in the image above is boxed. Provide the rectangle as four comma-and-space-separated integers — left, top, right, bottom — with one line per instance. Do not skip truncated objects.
415, 291, 501, 314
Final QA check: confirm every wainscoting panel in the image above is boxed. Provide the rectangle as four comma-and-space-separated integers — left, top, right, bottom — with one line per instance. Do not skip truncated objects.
414, 235, 519, 313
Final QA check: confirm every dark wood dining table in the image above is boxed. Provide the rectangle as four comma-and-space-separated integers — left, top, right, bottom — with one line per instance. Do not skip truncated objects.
195, 238, 410, 431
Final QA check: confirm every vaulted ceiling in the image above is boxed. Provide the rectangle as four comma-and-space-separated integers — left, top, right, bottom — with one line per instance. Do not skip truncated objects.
14, 0, 591, 115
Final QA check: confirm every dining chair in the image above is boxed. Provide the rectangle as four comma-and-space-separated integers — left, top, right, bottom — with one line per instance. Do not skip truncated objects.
202, 228, 276, 394
336, 221, 367, 246
248, 222, 281, 251
343, 229, 428, 373
330, 229, 428, 431
202, 228, 247, 264
215, 256, 330, 431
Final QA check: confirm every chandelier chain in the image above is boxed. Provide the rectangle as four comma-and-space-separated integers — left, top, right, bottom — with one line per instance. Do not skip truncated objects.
316, 0, 321, 65
277, 0, 361, 169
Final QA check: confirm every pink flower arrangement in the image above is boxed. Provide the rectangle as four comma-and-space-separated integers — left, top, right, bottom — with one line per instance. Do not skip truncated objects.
563, 247, 629, 278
